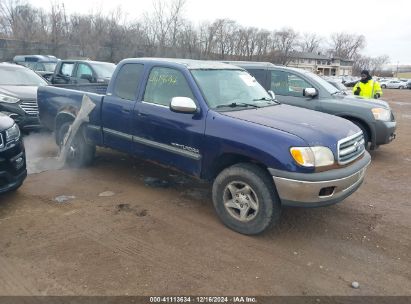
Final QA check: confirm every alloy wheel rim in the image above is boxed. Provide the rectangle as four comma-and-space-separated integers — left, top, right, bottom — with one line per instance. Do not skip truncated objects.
223, 181, 259, 222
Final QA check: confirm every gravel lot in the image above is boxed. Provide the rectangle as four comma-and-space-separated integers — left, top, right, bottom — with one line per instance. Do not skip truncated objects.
0, 89, 410, 296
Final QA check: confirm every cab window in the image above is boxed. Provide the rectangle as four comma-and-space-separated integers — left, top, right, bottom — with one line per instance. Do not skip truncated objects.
76, 63, 93, 79
144, 67, 194, 106
60, 63, 75, 76
113, 63, 144, 101
271, 70, 311, 97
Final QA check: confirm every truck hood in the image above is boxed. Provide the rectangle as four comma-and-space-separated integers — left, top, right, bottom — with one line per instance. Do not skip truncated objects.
337, 94, 391, 109
0, 85, 39, 100
222, 104, 360, 148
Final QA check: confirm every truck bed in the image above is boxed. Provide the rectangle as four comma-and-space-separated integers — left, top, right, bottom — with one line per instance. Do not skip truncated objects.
38, 85, 104, 132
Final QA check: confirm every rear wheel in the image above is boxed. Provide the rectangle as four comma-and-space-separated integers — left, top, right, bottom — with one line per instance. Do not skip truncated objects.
58, 122, 95, 167
381, 84, 386, 89
399, 86, 404, 89
212, 163, 281, 235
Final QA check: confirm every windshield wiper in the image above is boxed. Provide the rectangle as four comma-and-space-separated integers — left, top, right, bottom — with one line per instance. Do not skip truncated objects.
252, 97, 280, 104
215, 102, 260, 109
331, 91, 344, 95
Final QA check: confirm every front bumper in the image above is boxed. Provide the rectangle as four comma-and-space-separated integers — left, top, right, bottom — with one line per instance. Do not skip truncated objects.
0, 140, 27, 194
269, 152, 371, 207
374, 120, 396, 146
0, 102, 41, 130
0, 168, 27, 194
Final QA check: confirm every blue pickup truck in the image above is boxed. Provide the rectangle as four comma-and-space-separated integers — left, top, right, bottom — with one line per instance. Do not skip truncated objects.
38, 58, 371, 235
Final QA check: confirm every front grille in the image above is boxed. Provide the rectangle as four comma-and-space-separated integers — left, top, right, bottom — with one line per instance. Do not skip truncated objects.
20, 99, 38, 116
338, 132, 365, 165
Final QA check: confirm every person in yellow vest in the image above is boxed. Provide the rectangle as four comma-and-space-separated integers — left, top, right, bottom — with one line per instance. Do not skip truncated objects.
353, 70, 383, 99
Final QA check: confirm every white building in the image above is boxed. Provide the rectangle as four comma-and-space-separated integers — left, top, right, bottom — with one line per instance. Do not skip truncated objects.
288, 52, 353, 76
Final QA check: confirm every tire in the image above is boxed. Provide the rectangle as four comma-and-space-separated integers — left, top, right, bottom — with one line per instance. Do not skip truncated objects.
58, 122, 95, 167
212, 163, 281, 235
381, 84, 386, 89
399, 86, 404, 90
351, 120, 370, 150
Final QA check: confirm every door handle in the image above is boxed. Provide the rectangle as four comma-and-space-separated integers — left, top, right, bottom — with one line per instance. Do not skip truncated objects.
122, 109, 131, 113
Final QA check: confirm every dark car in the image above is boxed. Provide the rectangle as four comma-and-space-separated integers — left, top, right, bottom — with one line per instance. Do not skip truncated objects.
0, 113, 26, 194
13, 55, 59, 81
0, 63, 48, 130
226, 61, 396, 150
325, 78, 352, 95
50, 60, 116, 85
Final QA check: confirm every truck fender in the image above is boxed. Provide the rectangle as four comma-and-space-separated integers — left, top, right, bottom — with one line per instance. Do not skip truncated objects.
338, 115, 375, 147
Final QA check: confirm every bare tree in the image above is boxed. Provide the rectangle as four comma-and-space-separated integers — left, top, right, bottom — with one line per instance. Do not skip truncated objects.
144, 0, 186, 55
328, 32, 366, 60
271, 27, 299, 65
299, 32, 323, 53
353, 54, 390, 76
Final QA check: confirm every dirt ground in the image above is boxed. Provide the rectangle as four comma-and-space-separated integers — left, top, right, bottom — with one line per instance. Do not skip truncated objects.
0, 90, 410, 296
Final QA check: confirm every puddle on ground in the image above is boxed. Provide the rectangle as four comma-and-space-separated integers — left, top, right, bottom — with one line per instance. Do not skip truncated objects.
143, 177, 171, 188
27, 157, 63, 174
54, 195, 76, 204
115, 203, 148, 217
391, 101, 411, 106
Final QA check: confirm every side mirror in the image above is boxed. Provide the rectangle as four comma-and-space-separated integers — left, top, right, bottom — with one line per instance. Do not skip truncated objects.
170, 97, 197, 113
268, 90, 276, 100
303, 88, 318, 98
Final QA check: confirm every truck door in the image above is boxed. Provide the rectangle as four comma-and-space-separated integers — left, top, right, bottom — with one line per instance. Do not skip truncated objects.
101, 63, 144, 153
270, 70, 320, 111
133, 66, 205, 177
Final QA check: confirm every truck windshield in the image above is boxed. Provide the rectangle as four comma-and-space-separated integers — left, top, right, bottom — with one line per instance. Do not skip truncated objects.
40, 63, 57, 72
90, 62, 116, 79
0, 66, 48, 86
191, 69, 275, 110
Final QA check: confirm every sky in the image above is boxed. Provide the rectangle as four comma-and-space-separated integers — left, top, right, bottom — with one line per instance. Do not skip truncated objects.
30, 0, 411, 64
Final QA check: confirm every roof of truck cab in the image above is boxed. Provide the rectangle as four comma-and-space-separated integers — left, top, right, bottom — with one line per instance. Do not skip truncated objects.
222, 61, 278, 69
120, 58, 242, 70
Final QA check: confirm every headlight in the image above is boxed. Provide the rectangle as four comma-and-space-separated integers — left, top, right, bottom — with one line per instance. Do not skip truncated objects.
0, 94, 20, 104
290, 146, 335, 167
5, 123, 20, 142
372, 108, 391, 121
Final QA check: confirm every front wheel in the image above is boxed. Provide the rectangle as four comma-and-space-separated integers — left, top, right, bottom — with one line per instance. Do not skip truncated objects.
58, 122, 95, 167
212, 163, 281, 235
381, 84, 386, 89
399, 86, 404, 89
351, 120, 370, 150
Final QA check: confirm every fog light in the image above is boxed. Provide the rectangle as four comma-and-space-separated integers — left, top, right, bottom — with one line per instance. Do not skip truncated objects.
319, 187, 335, 197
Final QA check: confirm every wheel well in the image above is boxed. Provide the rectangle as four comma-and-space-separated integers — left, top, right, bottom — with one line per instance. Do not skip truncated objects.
340, 116, 372, 142
206, 153, 269, 180
55, 113, 75, 144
